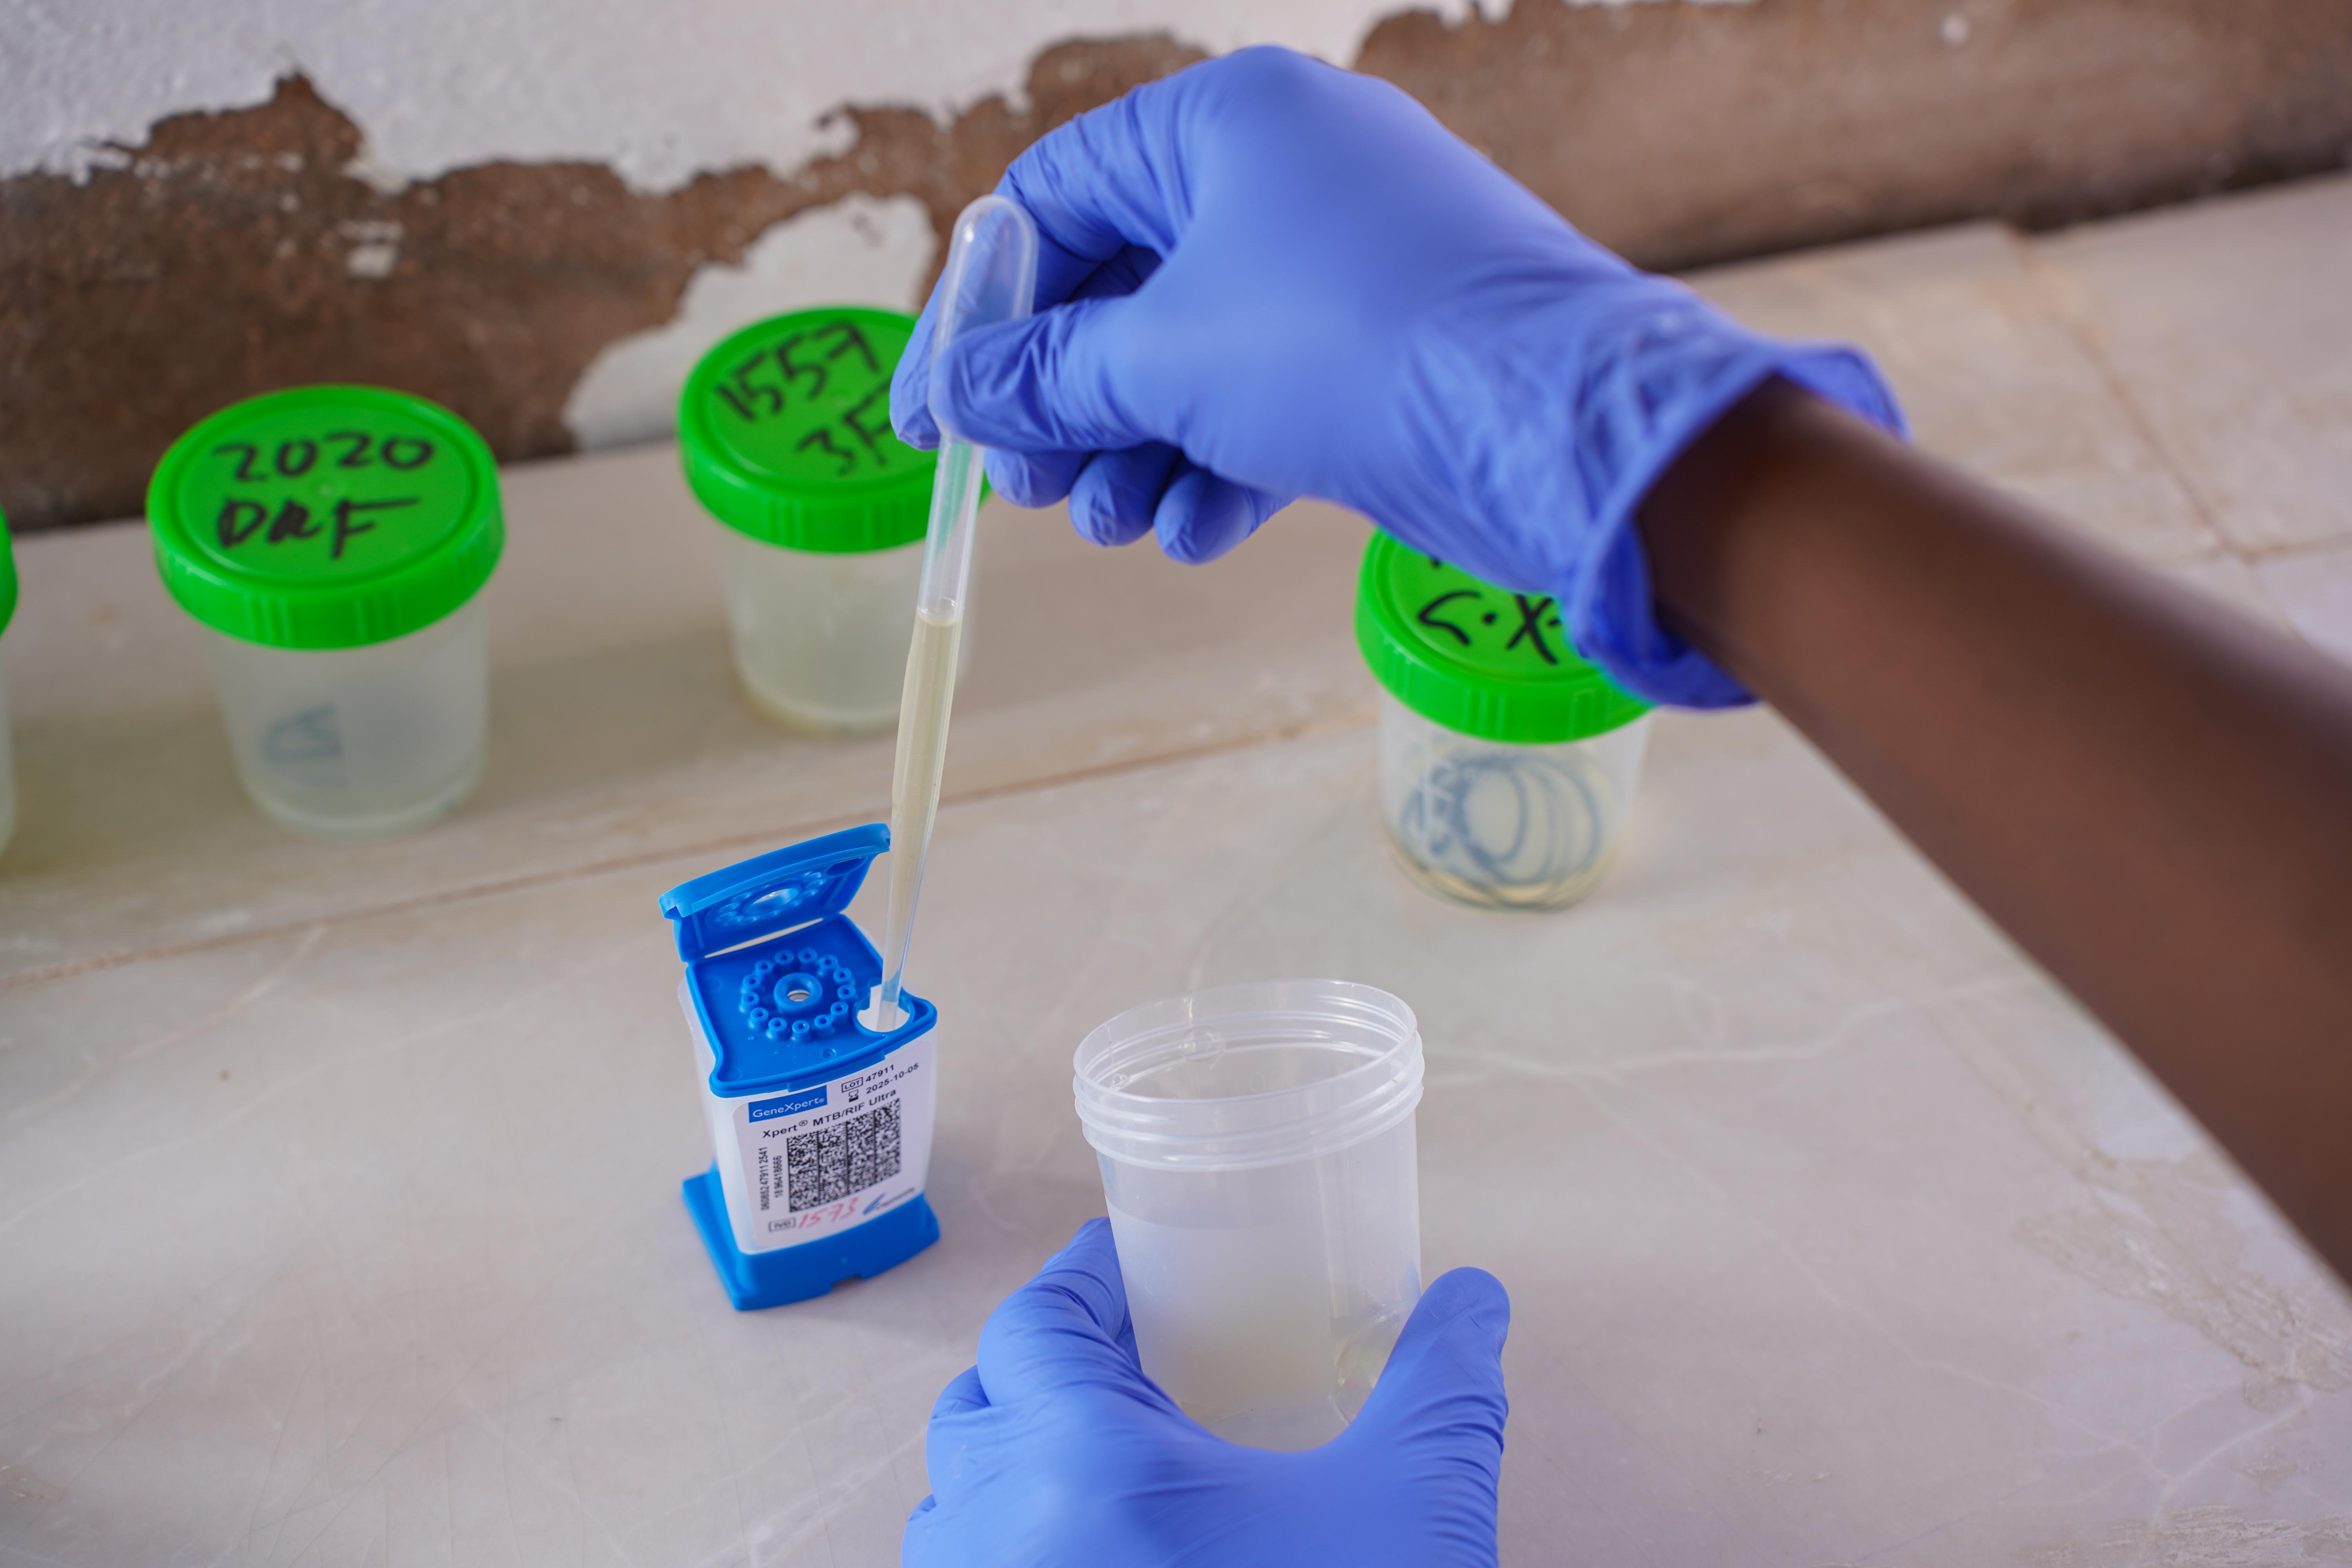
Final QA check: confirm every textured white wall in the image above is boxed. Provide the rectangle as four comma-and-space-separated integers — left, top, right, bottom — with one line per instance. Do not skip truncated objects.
564, 194, 937, 450
1, 0, 1496, 189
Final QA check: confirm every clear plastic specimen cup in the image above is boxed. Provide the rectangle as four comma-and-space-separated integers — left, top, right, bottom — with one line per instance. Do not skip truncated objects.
146, 385, 502, 838
1073, 980, 1426, 1452
1356, 531, 1653, 910
679, 307, 965, 733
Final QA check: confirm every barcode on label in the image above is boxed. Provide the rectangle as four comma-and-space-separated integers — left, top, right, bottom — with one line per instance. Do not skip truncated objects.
784, 1099, 902, 1212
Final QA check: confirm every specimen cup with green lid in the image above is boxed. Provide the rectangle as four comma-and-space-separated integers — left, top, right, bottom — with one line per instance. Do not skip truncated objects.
149, 384, 502, 650
149, 385, 502, 837
1354, 530, 1654, 911
679, 307, 971, 733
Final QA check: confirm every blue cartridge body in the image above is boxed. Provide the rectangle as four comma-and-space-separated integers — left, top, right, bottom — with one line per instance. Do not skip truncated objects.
659, 824, 940, 1310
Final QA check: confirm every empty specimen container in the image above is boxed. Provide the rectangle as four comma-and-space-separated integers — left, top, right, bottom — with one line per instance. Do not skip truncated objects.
1356, 532, 1652, 911
148, 386, 502, 838
681, 308, 969, 733
661, 824, 942, 1309
1074, 979, 1425, 1451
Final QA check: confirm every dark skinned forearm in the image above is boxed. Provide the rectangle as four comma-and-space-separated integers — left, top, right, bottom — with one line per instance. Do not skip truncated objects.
1639, 378, 2352, 1281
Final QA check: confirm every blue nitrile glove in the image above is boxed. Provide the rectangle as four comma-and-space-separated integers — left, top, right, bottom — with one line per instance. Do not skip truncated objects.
904, 1218, 1510, 1568
890, 46, 1903, 707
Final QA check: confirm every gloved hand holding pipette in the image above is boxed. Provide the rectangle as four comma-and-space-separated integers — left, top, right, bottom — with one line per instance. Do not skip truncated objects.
889, 46, 1902, 709
873, 196, 1038, 1033
887, 36, 2352, 1568
904, 1221, 1510, 1568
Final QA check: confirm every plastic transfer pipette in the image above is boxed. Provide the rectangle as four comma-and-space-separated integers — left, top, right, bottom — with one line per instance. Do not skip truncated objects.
872, 196, 1039, 1030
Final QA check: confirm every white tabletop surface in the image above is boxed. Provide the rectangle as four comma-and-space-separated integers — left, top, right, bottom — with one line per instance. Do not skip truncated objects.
5, 177, 2352, 1567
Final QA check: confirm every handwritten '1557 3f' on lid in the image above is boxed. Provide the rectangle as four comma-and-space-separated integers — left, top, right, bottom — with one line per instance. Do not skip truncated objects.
147, 385, 503, 838
679, 307, 970, 734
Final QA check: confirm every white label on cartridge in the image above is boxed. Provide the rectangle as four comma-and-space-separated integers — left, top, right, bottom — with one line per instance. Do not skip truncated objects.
729, 1038, 936, 1252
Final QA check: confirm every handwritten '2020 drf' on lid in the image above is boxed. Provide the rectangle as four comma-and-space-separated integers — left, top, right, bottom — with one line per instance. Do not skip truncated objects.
147, 385, 503, 838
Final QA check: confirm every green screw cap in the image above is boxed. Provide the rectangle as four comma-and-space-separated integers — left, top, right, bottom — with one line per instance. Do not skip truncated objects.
147, 386, 503, 650
679, 307, 940, 553
0, 510, 16, 636
1355, 530, 1649, 745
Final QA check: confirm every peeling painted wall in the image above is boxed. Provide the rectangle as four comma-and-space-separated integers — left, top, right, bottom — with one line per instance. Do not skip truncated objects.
564, 194, 936, 452
4, 0, 2350, 530
2, 0, 1466, 190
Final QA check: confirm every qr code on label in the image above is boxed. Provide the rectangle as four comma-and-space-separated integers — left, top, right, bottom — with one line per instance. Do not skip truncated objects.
785, 1100, 902, 1212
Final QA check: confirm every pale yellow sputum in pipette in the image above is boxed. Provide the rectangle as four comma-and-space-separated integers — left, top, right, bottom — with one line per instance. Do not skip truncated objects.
871, 196, 1038, 1030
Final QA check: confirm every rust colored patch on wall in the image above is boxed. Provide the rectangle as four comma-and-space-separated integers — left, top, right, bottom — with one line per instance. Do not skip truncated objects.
5, 0, 2352, 532
1357, 0, 2352, 267
0, 37, 1203, 532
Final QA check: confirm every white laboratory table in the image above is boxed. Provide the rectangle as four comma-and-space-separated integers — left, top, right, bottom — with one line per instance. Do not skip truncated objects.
5, 176, 2352, 1566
